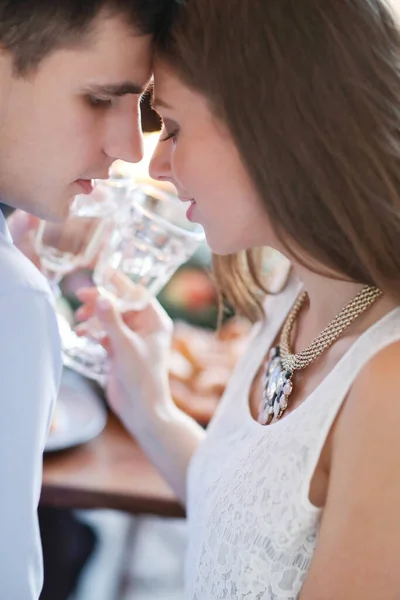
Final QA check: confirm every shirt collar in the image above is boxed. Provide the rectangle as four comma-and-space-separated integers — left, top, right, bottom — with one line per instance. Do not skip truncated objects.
0, 210, 13, 243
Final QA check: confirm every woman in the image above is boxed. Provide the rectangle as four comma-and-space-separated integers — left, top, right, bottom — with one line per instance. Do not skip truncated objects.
78, 1, 400, 597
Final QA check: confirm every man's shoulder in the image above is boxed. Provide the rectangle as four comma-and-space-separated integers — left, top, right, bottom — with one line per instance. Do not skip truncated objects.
0, 234, 53, 301
0, 235, 63, 394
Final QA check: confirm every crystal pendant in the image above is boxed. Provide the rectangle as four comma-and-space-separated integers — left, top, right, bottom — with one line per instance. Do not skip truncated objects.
258, 346, 293, 425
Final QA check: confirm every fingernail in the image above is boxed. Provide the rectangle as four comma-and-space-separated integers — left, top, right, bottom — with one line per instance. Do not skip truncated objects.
75, 307, 85, 320
97, 297, 112, 313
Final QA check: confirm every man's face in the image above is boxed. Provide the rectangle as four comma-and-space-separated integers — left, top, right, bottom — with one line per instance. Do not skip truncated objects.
0, 14, 152, 220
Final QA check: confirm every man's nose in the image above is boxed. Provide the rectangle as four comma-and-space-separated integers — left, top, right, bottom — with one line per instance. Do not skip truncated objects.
104, 101, 144, 164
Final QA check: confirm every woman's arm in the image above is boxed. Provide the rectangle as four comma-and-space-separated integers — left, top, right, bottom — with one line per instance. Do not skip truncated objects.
300, 341, 400, 600
120, 389, 205, 506
76, 288, 205, 505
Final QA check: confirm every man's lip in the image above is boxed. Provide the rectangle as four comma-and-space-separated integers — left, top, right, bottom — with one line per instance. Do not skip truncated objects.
75, 179, 94, 194
178, 196, 195, 203
186, 201, 197, 222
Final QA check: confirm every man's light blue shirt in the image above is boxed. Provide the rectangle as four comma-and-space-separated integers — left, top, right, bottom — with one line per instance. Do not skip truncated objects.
0, 211, 62, 598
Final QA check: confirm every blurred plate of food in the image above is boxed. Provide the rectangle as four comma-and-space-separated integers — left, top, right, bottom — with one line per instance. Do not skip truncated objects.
168, 317, 252, 425
45, 367, 107, 452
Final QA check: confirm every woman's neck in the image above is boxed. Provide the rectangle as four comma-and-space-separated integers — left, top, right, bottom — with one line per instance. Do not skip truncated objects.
290, 264, 384, 351
297, 266, 364, 319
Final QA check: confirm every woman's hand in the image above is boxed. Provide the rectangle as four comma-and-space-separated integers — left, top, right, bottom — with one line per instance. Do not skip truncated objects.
75, 288, 175, 427
76, 286, 205, 505
7, 210, 40, 268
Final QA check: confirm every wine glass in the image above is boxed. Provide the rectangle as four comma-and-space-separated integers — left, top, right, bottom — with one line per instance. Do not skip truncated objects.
34, 179, 124, 345
35, 181, 123, 292
62, 184, 205, 385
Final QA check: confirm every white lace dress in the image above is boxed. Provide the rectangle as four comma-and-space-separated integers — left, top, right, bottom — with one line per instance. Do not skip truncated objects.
185, 277, 400, 599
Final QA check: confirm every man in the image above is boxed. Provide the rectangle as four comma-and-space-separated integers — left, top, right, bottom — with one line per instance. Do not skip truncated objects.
0, 1, 169, 596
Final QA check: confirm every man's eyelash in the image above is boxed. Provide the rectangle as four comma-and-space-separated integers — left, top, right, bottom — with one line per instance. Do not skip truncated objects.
87, 96, 113, 108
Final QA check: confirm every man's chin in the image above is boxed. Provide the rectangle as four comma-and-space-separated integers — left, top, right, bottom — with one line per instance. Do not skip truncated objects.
41, 192, 76, 222
30, 206, 66, 223
25, 200, 73, 223
3, 188, 75, 222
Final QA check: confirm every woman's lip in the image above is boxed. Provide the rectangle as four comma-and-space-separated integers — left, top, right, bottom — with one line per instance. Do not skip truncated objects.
75, 179, 94, 194
179, 196, 194, 203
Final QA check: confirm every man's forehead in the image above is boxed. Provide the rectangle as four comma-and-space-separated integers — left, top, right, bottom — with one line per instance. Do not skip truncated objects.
87, 12, 153, 50
47, 37, 152, 92
85, 17, 153, 85
28, 12, 153, 95
72, 13, 153, 65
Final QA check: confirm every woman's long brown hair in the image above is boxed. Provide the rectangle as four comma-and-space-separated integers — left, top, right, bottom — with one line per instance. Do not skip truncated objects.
156, 0, 400, 321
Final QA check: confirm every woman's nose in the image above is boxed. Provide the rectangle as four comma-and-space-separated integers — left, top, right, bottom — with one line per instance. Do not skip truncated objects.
149, 138, 173, 182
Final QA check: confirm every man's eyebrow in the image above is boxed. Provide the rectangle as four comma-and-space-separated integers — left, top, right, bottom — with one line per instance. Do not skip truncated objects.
83, 82, 146, 96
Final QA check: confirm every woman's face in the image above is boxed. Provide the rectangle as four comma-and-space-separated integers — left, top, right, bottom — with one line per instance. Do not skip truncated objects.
149, 62, 276, 255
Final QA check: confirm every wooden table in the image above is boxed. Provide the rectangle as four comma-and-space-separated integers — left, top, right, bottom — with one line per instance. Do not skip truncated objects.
41, 413, 185, 518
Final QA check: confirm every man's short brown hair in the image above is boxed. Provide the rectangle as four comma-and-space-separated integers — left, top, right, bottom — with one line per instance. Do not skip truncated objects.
0, 0, 173, 75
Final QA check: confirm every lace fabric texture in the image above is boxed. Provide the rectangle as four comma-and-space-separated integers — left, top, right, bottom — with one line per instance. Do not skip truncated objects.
185, 282, 400, 600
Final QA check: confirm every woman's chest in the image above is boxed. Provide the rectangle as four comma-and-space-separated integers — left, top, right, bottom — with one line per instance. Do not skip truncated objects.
247, 342, 347, 508
187, 413, 321, 599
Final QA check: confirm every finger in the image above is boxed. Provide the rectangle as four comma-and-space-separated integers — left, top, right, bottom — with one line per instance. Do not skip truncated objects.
75, 304, 96, 322
74, 322, 91, 336
73, 322, 111, 352
122, 297, 171, 331
75, 287, 99, 303
121, 308, 147, 329
95, 296, 133, 354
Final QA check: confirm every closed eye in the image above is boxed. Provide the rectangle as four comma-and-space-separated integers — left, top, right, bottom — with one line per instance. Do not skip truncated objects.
87, 96, 114, 109
160, 130, 178, 142
159, 118, 180, 143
